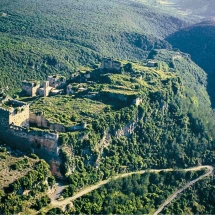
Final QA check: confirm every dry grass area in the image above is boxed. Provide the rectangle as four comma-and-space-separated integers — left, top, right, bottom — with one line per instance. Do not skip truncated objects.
0, 151, 37, 190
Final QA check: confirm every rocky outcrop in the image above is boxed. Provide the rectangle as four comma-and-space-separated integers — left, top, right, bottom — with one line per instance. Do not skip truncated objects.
114, 121, 137, 138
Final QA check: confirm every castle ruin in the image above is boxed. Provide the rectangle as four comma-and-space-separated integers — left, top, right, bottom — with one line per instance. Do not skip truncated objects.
22, 80, 40, 97
0, 94, 62, 177
22, 75, 66, 97
101, 58, 121, 71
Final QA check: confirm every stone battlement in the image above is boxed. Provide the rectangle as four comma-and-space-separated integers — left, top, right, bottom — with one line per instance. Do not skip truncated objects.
0, 123, 61, 177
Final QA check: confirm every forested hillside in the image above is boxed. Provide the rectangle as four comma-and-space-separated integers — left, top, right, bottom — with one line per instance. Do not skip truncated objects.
0, 149, 55, 215
163, 0, 215, 17
48, 58, 215, 209
165, 175, 215, 214
66, 170, 206, 214
0, 0, 193, 93
166, 21, 215, 107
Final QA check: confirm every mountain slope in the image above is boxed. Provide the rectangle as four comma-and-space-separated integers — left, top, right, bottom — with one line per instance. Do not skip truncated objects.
166, 21, 215, 107
0, 0, 193, 93
157, 0, 215, 18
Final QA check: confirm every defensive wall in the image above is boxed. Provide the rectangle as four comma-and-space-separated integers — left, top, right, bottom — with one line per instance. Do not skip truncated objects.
0, 125, 62, 177
30, 112, 87, 132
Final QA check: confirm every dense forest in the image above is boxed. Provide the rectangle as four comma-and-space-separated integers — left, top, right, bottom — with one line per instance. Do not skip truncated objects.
165, 175, 215, 214
47, 169, 206, 214
166, 21, 215, 107
0, 0, 194, 93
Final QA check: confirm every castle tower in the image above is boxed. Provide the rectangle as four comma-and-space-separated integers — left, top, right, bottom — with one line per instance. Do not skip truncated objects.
101, 58, 113, 69
43, 81, 49, 97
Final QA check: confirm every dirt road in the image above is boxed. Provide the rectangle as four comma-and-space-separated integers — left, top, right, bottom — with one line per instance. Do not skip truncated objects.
153, 165, 213, 215
45, 165, 213, 212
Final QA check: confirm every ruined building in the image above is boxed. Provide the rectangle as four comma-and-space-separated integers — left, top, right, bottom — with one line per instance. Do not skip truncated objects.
0, 94, 62, 177
47, 75, 66, 88
22, 75, 66, 97
0, 96, 29, 128
101, 58, 122, 71
22, 80, 40, 97
38, 81, 52, 97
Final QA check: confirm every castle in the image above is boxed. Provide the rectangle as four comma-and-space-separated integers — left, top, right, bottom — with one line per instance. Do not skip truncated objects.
101, 58, 121, 71
22, 75, 66, 97
0, 58, 128, 177
0, 93, 61, 177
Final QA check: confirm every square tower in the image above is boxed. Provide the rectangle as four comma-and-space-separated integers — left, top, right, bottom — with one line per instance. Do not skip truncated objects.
0, 98, 29, 128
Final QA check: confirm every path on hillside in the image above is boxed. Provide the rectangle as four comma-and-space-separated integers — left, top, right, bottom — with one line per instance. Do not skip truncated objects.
44, 165, 213, 213
153, 165, 213, 215
48, 168, 170, 209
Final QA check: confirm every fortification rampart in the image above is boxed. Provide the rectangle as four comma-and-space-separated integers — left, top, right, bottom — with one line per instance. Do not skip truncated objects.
0, 125, 62, 177
22, 81, 40, 97
0, 99, 30, 128
30, 112, 87, 132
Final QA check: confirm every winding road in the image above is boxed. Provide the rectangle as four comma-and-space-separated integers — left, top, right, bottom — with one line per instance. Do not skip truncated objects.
44, 165, 213, 214
153, 165, 214, 215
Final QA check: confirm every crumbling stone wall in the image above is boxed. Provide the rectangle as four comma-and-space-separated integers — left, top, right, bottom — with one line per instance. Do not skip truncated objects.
101, 58, 121, 71
22, 81, 40, 97
30, 112, 86, 132
0, 125, 62, 177
0, 108, 10, 129
47, 75, 66, 89
30, 112, 48, 127
9, 105, 29, 127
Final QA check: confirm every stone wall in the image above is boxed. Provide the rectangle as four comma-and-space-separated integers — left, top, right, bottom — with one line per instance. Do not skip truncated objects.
112, 61, 121, 71
30, 112, 86, 132
0, 108, 10, 129
102, 58, 112, 69
30, 112, 47, 127
101, 58, 121, 71
9, 105, 29, 127
22, 81, 40, 97
0, 99, 29, 128
68, 123, 87, 132
32, 85, 40, 97
30, 112, 66, 132
0, 125, 62, 177
47, 75, 66, 89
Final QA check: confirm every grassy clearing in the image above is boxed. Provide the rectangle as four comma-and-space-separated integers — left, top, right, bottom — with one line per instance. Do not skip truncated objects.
30, 96, 108, 126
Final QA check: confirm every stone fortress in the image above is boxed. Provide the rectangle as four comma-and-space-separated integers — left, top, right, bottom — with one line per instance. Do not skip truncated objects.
0, 58, 150, 177
0, 93, 61, 177
0, 58, 123, 177
22, 75, 66, 97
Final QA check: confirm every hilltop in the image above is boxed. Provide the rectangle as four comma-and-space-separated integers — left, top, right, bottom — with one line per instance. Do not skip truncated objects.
1, 56, 215, 213
1, 0, 215, 213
